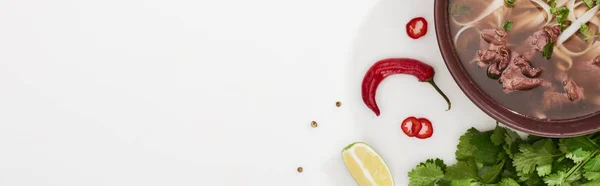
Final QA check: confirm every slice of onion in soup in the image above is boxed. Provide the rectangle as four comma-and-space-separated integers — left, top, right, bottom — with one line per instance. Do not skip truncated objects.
558, 5, 599, 45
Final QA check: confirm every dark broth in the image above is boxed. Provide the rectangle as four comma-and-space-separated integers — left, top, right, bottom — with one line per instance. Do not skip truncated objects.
449, 0, 600, 120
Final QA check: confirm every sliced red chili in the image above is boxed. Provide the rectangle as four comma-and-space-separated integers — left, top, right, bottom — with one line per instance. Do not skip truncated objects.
401, 117, 422, 137
415, 118, 433, 139
406, 17, 428, 39
361, 58, 451, 116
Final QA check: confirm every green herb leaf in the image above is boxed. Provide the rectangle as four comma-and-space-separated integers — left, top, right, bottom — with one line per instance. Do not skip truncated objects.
435, 178, 451, 186
420, 158, 448, 173
544, 171, 569, 186
549, 0, 558, 13
492, 126, 507, 146
503, 128, 522, 159
582, 180, 600, 186
555, 7, 570, 30
543, 42, 555, 59
555, 7, 570, 24
560, 136, 600, 153
481, 160, 505, 183
565, 148, 590, 164
584, 0, 595, 8
446, 160, 479, 180
584, 155, 600, 181
513, 139, 556, 176
409, 162, 445, 186
503, 21, 513, 32
471, 131, 501, 165
450, 179, 481, 186
580, 23, 589, 35
504, 0, 517, 7
498, 178, 520, 186
579, 23, 598, 41
456, 128, 479, 160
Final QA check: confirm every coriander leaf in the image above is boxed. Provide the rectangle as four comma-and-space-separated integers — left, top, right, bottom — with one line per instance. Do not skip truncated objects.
522, 172, 544, 186
549, 0, 558, 13
579, 23, 597, 41
566, 148, 590, 164
504, 128, 522, 159
584, 172, 600, 181
498, 178, 520, 186
569, 170, 582, 182
420, 159, 448, 173
543, 42, 555, 59
544, 171, 569, 186
446, 160, 479, 180
555, 7, 570, 30
584, 0, 595, 8
504, 0, 517, 7
544, 170, 581, 186
471, 131, 501, 165
559, 136, 600, 153
491, 126, 507, 146
409, 162, 445, 186
513, 139, 556, 176
503, 21, 513, 32
584, 154, 600, 181
456, 128, 479, 160
435, 178, 451, 186
555, 7, 570, 24
450, 179, 481, 186
553, 158, 575, 174
582, 180, 600, 186
537, 164, 552, 177
482, 160, 505, 183
581, 23, 589, 35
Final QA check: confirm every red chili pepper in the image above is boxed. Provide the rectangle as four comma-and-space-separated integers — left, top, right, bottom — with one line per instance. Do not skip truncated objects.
401, 116, 422, 137
415, 118, 433, 139
361, 58, 451, 116
406, 17, 428, 39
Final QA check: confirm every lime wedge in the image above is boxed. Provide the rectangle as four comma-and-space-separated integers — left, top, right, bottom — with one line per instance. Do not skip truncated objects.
342, 142, 394, 186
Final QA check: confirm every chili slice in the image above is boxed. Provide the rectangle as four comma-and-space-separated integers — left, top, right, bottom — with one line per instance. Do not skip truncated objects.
415, 118, 433, 139
361, 58, 451, 116
401, 116, 422, 137
406, 17, 428, 39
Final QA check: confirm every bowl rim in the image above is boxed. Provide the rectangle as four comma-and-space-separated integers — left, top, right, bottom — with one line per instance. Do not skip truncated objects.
434, 0, 600, 137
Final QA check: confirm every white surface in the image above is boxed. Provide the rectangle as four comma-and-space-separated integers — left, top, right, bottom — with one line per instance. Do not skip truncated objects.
0, 0, 497, 185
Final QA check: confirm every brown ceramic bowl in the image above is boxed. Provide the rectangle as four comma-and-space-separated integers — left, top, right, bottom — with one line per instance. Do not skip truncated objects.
434, 0, 600, 137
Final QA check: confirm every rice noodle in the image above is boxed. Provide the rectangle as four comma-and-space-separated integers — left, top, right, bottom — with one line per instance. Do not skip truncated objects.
557, 5, 600, 45
530, 0, 553, 24
567, 0, 577, 21
557, 0, 570, 6
557, 42, 597, 56
554, 48, 573, 71
451, 0, 504, 26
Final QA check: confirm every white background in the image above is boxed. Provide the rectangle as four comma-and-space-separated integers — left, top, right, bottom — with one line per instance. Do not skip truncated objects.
0, 0, 497, 185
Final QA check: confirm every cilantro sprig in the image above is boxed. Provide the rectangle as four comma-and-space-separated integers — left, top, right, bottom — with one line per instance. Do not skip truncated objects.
409, 124, 600, 186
